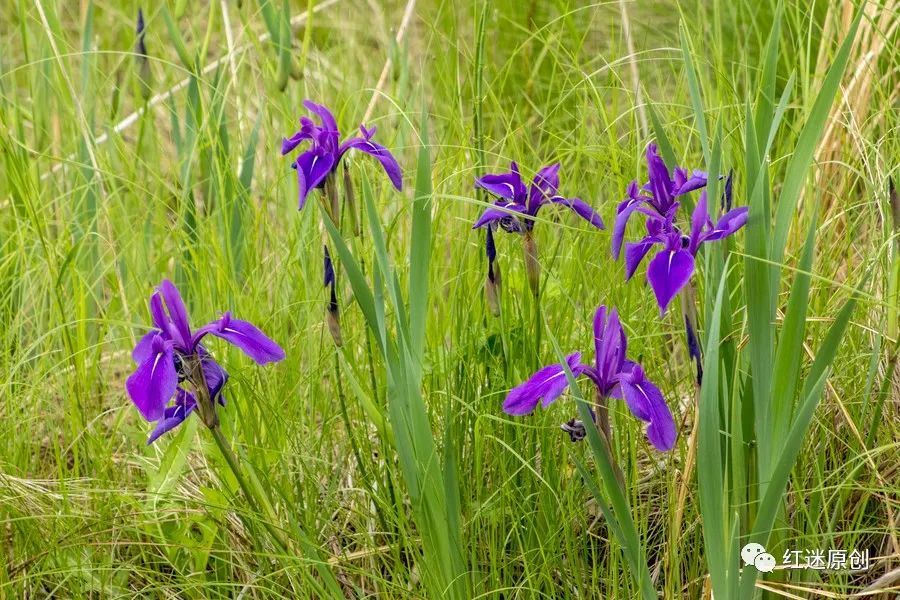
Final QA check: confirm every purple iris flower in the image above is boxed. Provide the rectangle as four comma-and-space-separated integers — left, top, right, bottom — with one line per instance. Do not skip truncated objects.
627, 190, 748, 314
612, 144, 707, 260
281, 100, 403, 210
472, 162, 604, 233
473, 162, 603, 298
125, 280, 285, 443
613, 145, 748, 313
502, 305, 676, 451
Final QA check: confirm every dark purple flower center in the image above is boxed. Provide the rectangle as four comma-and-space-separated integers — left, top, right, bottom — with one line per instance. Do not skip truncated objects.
499, 216, 522, 233
173, 352, 187, 382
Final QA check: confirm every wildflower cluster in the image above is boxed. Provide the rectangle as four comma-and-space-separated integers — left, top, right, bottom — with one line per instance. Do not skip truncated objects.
125, 101, 405, 441
489, 144, 747, 452
124, 98, 748, 462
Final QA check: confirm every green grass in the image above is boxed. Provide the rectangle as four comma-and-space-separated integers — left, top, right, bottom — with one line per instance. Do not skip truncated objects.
1, 0, 898, 598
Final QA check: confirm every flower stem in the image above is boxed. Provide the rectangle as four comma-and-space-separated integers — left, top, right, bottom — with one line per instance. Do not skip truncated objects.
343, 163, 361, 237
523, 231, 543, 369
595, 389, 624, 487
324, 176, 340, 223
182, 356, 342, 594
183, 353, 290, 554
209, 425, 291, 553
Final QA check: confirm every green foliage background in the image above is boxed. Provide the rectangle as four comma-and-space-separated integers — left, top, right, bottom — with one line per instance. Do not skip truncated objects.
0, 0, 896, 597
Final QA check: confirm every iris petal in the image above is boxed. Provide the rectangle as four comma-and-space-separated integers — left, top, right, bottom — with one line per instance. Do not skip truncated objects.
528, 163, 561, 210
339, 137, 403, 191
548, 196, 605, 229
593, 307, 626, 388
146, 389, 197, 445
149, 292, 169, 334
703, 206, 749, 242
302, 99, 339, 133
623, 237, 658, 279
619, 367, 676, 451
645, 144, 674, 213
689, 191, 710, 253
612, 198, 644, 259
296, 148, 336, 192
475, 165, 527, 203
159, 280, 192, 349
132, 331, 158, 363
194, 313, 286, 365
296, 161, 310, 210
647, 248, 695, 314
125, 337, 177, 422
674, 168, 708, 196
472, 203, 526, 229
502, 353, 584, 416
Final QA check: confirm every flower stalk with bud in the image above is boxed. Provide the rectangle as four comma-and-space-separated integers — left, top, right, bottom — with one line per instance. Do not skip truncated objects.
614, 145, 747, 384
473, 161, 605, 300
281, 100, 403, 347
323, 245, 343, 346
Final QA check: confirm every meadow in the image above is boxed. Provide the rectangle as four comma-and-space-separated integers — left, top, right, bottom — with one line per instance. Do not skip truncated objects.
0, 0, 898, 598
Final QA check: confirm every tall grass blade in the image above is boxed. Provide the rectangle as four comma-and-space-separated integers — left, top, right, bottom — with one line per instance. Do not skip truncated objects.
408, 114, 432, 365
741, 292, 858, 598
770, 9, 863, 268
231, 115, 261, 278
325, 142, 466, 598
160, 4, 195, 71
739, 371, 829, 599
697, 264, 732, 599
754, 1, 782, 154
646, 99, 678, 170
679, 25, 709, 162
770, 212, 817, 463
